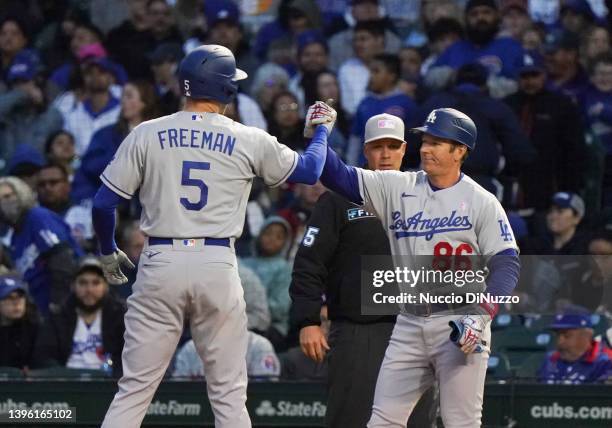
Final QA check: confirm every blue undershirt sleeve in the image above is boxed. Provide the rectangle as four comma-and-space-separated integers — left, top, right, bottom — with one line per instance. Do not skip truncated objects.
92, 184, 127, 255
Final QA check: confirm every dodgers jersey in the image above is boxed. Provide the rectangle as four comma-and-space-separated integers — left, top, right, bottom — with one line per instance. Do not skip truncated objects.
101, 112, 298, 238
357, 170, 518, 257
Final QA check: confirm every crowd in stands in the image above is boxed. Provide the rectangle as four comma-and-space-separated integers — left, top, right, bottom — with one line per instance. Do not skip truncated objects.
0, 0, 611, 383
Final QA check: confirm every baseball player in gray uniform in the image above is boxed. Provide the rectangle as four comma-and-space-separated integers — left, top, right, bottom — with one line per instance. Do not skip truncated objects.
91, 45, 336, 428
307, 105, 521, 427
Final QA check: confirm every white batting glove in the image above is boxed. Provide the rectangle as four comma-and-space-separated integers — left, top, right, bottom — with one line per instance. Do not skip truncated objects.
99, 249, 136, 285
304, 101, 337, 138
449, 314, 490, 354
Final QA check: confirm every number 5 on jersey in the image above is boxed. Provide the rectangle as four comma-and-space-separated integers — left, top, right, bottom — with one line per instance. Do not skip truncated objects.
181, 161, 210, 211
302, 227, 320, 247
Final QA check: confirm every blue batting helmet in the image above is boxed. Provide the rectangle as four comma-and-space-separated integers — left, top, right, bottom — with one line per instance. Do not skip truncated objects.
411, 108, 477, 150
178, 44, 247, 104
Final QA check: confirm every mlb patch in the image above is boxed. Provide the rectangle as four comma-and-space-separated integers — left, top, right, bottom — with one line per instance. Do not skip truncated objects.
183, 239, 196, 247
191, 114, 204, 121
378, 119, 396, 129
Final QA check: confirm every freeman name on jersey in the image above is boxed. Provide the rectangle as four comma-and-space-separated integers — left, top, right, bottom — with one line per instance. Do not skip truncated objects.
157, 128, 236, 156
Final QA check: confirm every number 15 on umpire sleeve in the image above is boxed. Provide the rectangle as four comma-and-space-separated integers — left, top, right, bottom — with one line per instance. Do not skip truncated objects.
181, 161, 210, 211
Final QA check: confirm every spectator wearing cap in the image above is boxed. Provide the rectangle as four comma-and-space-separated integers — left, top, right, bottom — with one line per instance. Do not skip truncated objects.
346, 53, 418, 166
500, 0, 532, 41
560, 0, 597, 36
48, 22, 127, 97
288, 31, 329, 114
33, 257, 126, 377
527, 192, 590, 255
4, 145, 45, 190
205, 0, 259, 95
544, 30, 590, 104
0, 52, 63, 173
148, 43, 183, 116
250, 63, 291, 116
504, 51, 587, 212
37, 163, 95, 253
538, 313, 612, 384
417, 62, 535, 197
581, 53, 612, 207
60, 55, 122, 156
106, 0, 157, 80
338, 20, 386, 115
0, 176, 82, 317
0, 17, 34, 82
429, 0, 526, 94
0, 274, 42, 370
326, 0, 401, 71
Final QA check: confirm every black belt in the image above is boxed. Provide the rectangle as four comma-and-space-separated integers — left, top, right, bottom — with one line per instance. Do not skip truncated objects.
406, 301, 471, 317
148, 237, 231, 247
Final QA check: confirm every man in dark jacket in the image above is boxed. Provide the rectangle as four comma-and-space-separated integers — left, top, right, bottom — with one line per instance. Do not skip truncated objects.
290, 113, 437, 428
33, 257, 126, 376
0, 274, 41, 370
417, 62, 536, 200
504, 51, 586, 211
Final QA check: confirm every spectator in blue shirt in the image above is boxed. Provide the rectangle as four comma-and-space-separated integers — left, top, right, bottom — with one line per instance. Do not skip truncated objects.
0, 52, 63, 172
0, 17, 32, 81
430, 0, 525, 95
538, 313, 612, 384
346, 53, 418, 165
0, 176, 82, 316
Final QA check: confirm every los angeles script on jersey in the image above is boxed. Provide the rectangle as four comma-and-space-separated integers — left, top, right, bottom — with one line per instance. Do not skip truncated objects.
157, 128, 236, 156
389, 210, 472, 240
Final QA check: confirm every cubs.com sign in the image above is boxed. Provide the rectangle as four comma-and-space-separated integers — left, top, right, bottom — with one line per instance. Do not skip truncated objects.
255, 400, 326, 418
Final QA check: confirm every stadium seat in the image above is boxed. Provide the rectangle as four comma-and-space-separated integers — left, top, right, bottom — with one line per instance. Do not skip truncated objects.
26, 367, 109, 379
515, 353, 545, 380
491, 313, 525, 331
492, 328, 553, 368
486, 353, 513, 380
0, 366, 24, 379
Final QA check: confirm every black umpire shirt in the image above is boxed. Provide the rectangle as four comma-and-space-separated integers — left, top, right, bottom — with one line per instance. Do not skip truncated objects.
290, 191, 396, 328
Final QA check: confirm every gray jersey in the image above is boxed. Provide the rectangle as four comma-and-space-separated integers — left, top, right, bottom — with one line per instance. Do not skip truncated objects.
357, 169, 518, 256
101, 111, 298, 238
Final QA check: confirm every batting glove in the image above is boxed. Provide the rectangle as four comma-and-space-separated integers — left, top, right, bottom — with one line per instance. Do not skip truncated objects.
100, 249, 135, 285
449, 314, 490, 354
304, 101, 337, 138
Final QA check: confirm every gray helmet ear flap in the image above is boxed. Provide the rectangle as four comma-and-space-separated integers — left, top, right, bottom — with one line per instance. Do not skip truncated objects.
178, 45, 248, 104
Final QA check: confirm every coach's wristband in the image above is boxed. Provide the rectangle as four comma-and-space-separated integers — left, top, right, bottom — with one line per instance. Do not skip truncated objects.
479, 301, 498, 319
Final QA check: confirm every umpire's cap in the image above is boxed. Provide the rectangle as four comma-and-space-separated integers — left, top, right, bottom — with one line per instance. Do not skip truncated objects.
178, 44, 247, 104
411, 108, 477, 150
364, 114, 406, 144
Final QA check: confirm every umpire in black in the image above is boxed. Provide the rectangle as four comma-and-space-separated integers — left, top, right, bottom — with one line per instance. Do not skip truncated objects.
290, 114, 437, 428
